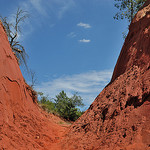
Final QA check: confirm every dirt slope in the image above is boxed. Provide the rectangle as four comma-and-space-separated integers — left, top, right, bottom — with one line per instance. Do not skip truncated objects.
0, 21, 70, 150
60, 1, 150, 150
111, 0, 150, 82
0, 1, 150, 150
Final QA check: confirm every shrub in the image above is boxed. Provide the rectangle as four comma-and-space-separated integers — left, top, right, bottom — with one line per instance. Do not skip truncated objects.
54, 91, 84, 121
38, 91, 84, 121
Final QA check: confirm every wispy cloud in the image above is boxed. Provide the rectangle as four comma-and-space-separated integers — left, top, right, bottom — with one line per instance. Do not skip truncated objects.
79, 39, 91, 43
7, 7, 33, 41
56, 0, 76, 19
22, 0, 75, 19
14, 0, 75, 40
77, 22, 91, 29
35, 70, 112, 109
67, 32, 77, 38
29, 0, 47, 16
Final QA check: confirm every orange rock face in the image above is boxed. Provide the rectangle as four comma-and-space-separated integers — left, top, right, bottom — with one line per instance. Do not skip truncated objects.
111, 0, 150, 82
0, 1, 150, 150
60, 1, 150, 150
0, 21, 69, 150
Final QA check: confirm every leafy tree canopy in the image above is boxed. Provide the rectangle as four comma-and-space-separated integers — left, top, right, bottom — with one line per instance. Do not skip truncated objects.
114, 0, 146, 22
38, 92, 56, 114
54, 91, 84, 121
38, 91, 85, 121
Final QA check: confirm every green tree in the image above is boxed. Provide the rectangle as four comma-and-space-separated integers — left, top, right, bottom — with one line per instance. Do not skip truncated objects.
37, 91, 84, 121
0, 8, 29, 70
54, 91, 84, 121
38, 92, 56, 114
114, 0, 146, 22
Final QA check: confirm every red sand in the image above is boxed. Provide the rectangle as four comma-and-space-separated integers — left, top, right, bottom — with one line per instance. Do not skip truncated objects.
0, 1, 150, 150
0, 20, 70, 150
60, 1, 150, 149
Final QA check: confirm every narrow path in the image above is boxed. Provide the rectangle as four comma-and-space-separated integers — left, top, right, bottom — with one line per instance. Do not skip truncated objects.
40, 112, 72, 150
48, 121, 71, 150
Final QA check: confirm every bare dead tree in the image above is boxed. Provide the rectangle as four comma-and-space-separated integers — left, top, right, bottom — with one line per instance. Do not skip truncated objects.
30, 70, 37, 89
0, 8, 29, 71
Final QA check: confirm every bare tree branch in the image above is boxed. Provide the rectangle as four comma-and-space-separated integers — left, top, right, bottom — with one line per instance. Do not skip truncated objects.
0, 8, 29, 72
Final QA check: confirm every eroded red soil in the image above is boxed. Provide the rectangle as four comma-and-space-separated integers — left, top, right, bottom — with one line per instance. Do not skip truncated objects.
60, 1, 150, 150
0, 20, 70, 150
0, 1, 150, 150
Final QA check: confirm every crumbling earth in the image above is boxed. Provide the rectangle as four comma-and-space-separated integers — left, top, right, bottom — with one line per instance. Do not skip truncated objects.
0, 0, 150, 150
60, 1, 150, 149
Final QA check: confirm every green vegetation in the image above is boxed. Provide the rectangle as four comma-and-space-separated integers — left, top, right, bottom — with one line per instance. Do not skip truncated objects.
114, 0, 146, 38
114, 0, 146, 22
38, 92, 57, 114
38, 91, 84, 121
54, 91, 84, 121
0, 8, 29, 70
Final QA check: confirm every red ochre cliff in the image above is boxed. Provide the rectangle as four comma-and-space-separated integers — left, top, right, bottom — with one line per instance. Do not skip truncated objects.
60, 1, 150, 150
111, 0, 150, 82
0, 21, 69, 150
0, 1, 150, 150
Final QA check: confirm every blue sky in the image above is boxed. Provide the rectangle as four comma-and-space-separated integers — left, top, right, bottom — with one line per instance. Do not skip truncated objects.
0, 0, 128, 110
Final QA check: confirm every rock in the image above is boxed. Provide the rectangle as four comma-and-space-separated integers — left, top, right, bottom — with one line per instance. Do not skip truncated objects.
61, 1, 150, 150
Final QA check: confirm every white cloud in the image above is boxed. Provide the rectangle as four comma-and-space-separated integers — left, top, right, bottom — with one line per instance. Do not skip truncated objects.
13, 0, 75, 40
77, 22, 91, 29
67, 32, 77, 38
56, 0, 75, 19
29, 0, 47, 16
79, 39, 91, 43
22, 0, 75, 19
35, 70, 112, 109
